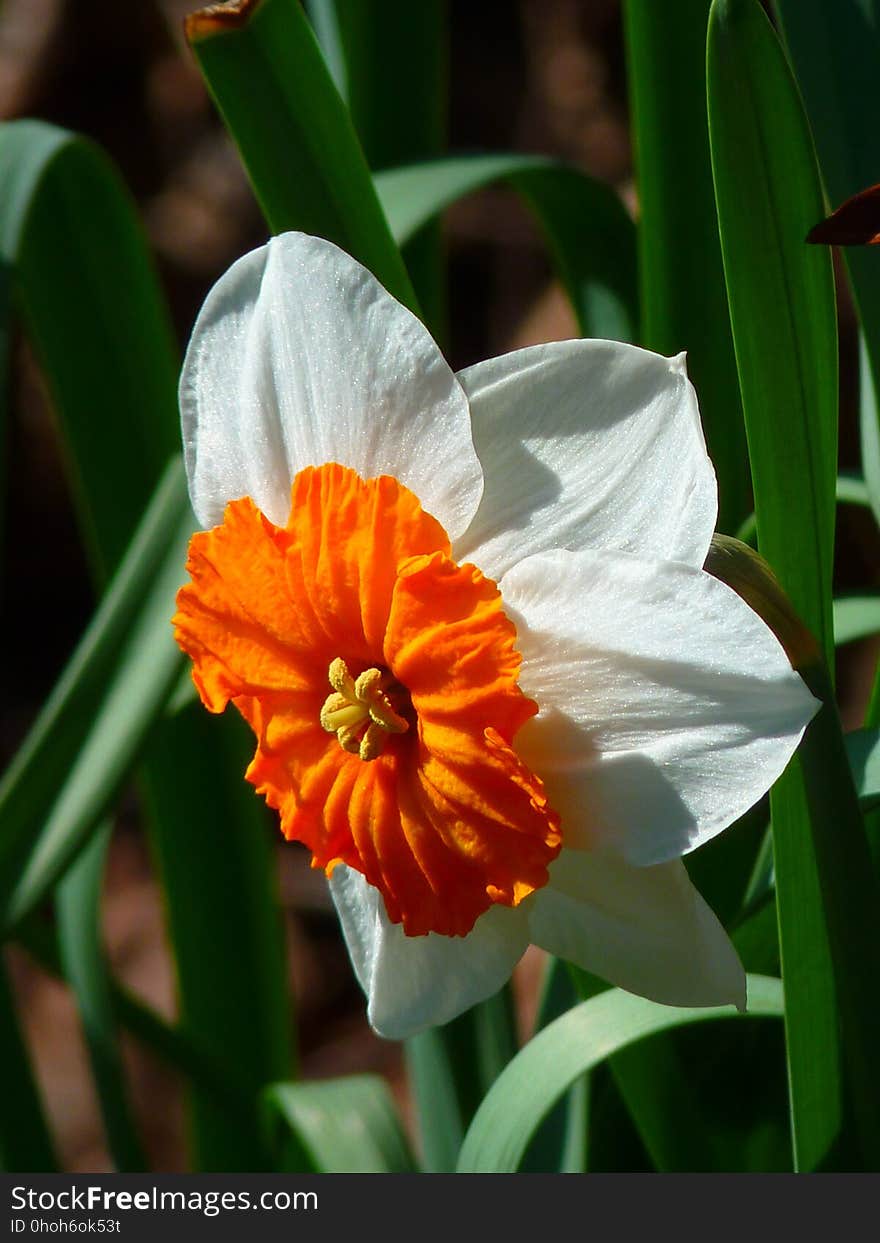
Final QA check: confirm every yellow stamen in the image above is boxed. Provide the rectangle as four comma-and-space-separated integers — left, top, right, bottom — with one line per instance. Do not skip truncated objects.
354, 667, 383, 699
359, 721, 387, 762
338, 722, 367, 755
328, 656, 358, 700
319, 692, 367, 733
319, 657, 409, 761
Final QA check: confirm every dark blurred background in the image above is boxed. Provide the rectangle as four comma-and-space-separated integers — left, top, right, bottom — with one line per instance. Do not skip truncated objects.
0, 0, 876, 1171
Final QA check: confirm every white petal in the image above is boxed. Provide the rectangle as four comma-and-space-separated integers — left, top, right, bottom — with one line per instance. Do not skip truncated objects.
502, 548, 819, 864
453, 341, 716, 578
180, 232, 483, 536
328, 864, 529, 1039
528, 850, 746, 1009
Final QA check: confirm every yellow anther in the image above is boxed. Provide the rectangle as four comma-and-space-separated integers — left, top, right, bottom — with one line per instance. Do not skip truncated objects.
337, 722, 367, 755
320, 657, 409, 761
328, 657, 358, 700
353, 666, 409, 733
354, 667, 384, 700
367, 695, 409, 734
359, 721, 388, 762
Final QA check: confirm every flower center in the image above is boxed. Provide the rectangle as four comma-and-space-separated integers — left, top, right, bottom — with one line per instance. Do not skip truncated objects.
173, 462, 562, 937
319, 656, 410, 761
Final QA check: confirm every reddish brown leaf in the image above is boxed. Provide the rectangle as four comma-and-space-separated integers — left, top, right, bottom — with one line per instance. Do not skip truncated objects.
807, 182, 880, 246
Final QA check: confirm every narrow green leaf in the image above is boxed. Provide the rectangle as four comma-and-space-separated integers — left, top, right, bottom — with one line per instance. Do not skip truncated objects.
307, 0, 447, 337
141, 706, 292, 1171
307, 0, 445, 172
264, 1076, 416, 1173
1, 112, 292, 1169
708, 0, 837, 660
721, 1, 880, 1165
303, 0, 348, 95
0, 120, 179, 579
833, 595, 880, 646
707, 0, 840, 1171
0, 458, 188, 895
0, 955, 57, 1171
836, 472, 872, 510
795, 663, 880, 1169
741, 826, 775, 916
733, 895, 781, 977
531, 961, 760, 1173
56, 824, 147, 1171
520, 960, 590, 1172
685, 803, 770, 932
774, 1, 880, 530
377, 155, 539, 245
623, 0, 748, 533
574, 950, 734, 1172
610, 1032, 727, 1172
18, 919, 258, 1134
859, 335, 880, 535
736, 726, 880, 906
736, 473, 873, 547
1, 511, 188, 933
858, 329, 880, 875
457, 976, 784, 1173
187, 0, 415, 310
404, 985, 518, 1174
846, 728, 880, 816
376, 157, 638, 342
403, 1029, 466, 1174
0, 462, 286, 1169
471, 986, 520, 1094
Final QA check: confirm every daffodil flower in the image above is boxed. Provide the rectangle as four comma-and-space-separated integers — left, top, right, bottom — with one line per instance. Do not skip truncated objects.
173, 232, 817, 1039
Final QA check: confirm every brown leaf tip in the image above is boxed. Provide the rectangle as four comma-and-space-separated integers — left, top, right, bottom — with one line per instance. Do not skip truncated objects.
807, 182, 880, 246
185, 0, 262, 42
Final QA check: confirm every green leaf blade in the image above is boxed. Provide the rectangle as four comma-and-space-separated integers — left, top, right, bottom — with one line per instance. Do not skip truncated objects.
624, 0, 749, 532
707, 0, 843, 1171
708, 0, 837, 661
56, 825, 147, 1171
0, 458, 189, 897
457, 977, 784, 1173
264, 1075, 416, 1173
833, 595, 880, 646
187, 0, 415, 311
710, 2, 880, 1169
375, 156, 638, 342
0, 113, 293, 1170
1, 507, 191, 935
774, 2, 880, 530
404, 985, 519, 1174
0, 120, 180, 579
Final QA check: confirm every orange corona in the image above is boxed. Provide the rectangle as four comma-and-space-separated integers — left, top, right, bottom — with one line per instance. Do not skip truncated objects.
173, 462, 561, 937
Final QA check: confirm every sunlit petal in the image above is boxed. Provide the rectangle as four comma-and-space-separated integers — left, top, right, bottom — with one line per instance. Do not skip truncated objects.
455, 341, 716, 577
329, 863, 529, 1039
503, 546, 818, 863
528, 850, 746, 1009
180, 232, 483, 537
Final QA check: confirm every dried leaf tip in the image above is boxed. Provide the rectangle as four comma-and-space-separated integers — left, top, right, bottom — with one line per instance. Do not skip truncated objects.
185, 0, 262, 42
